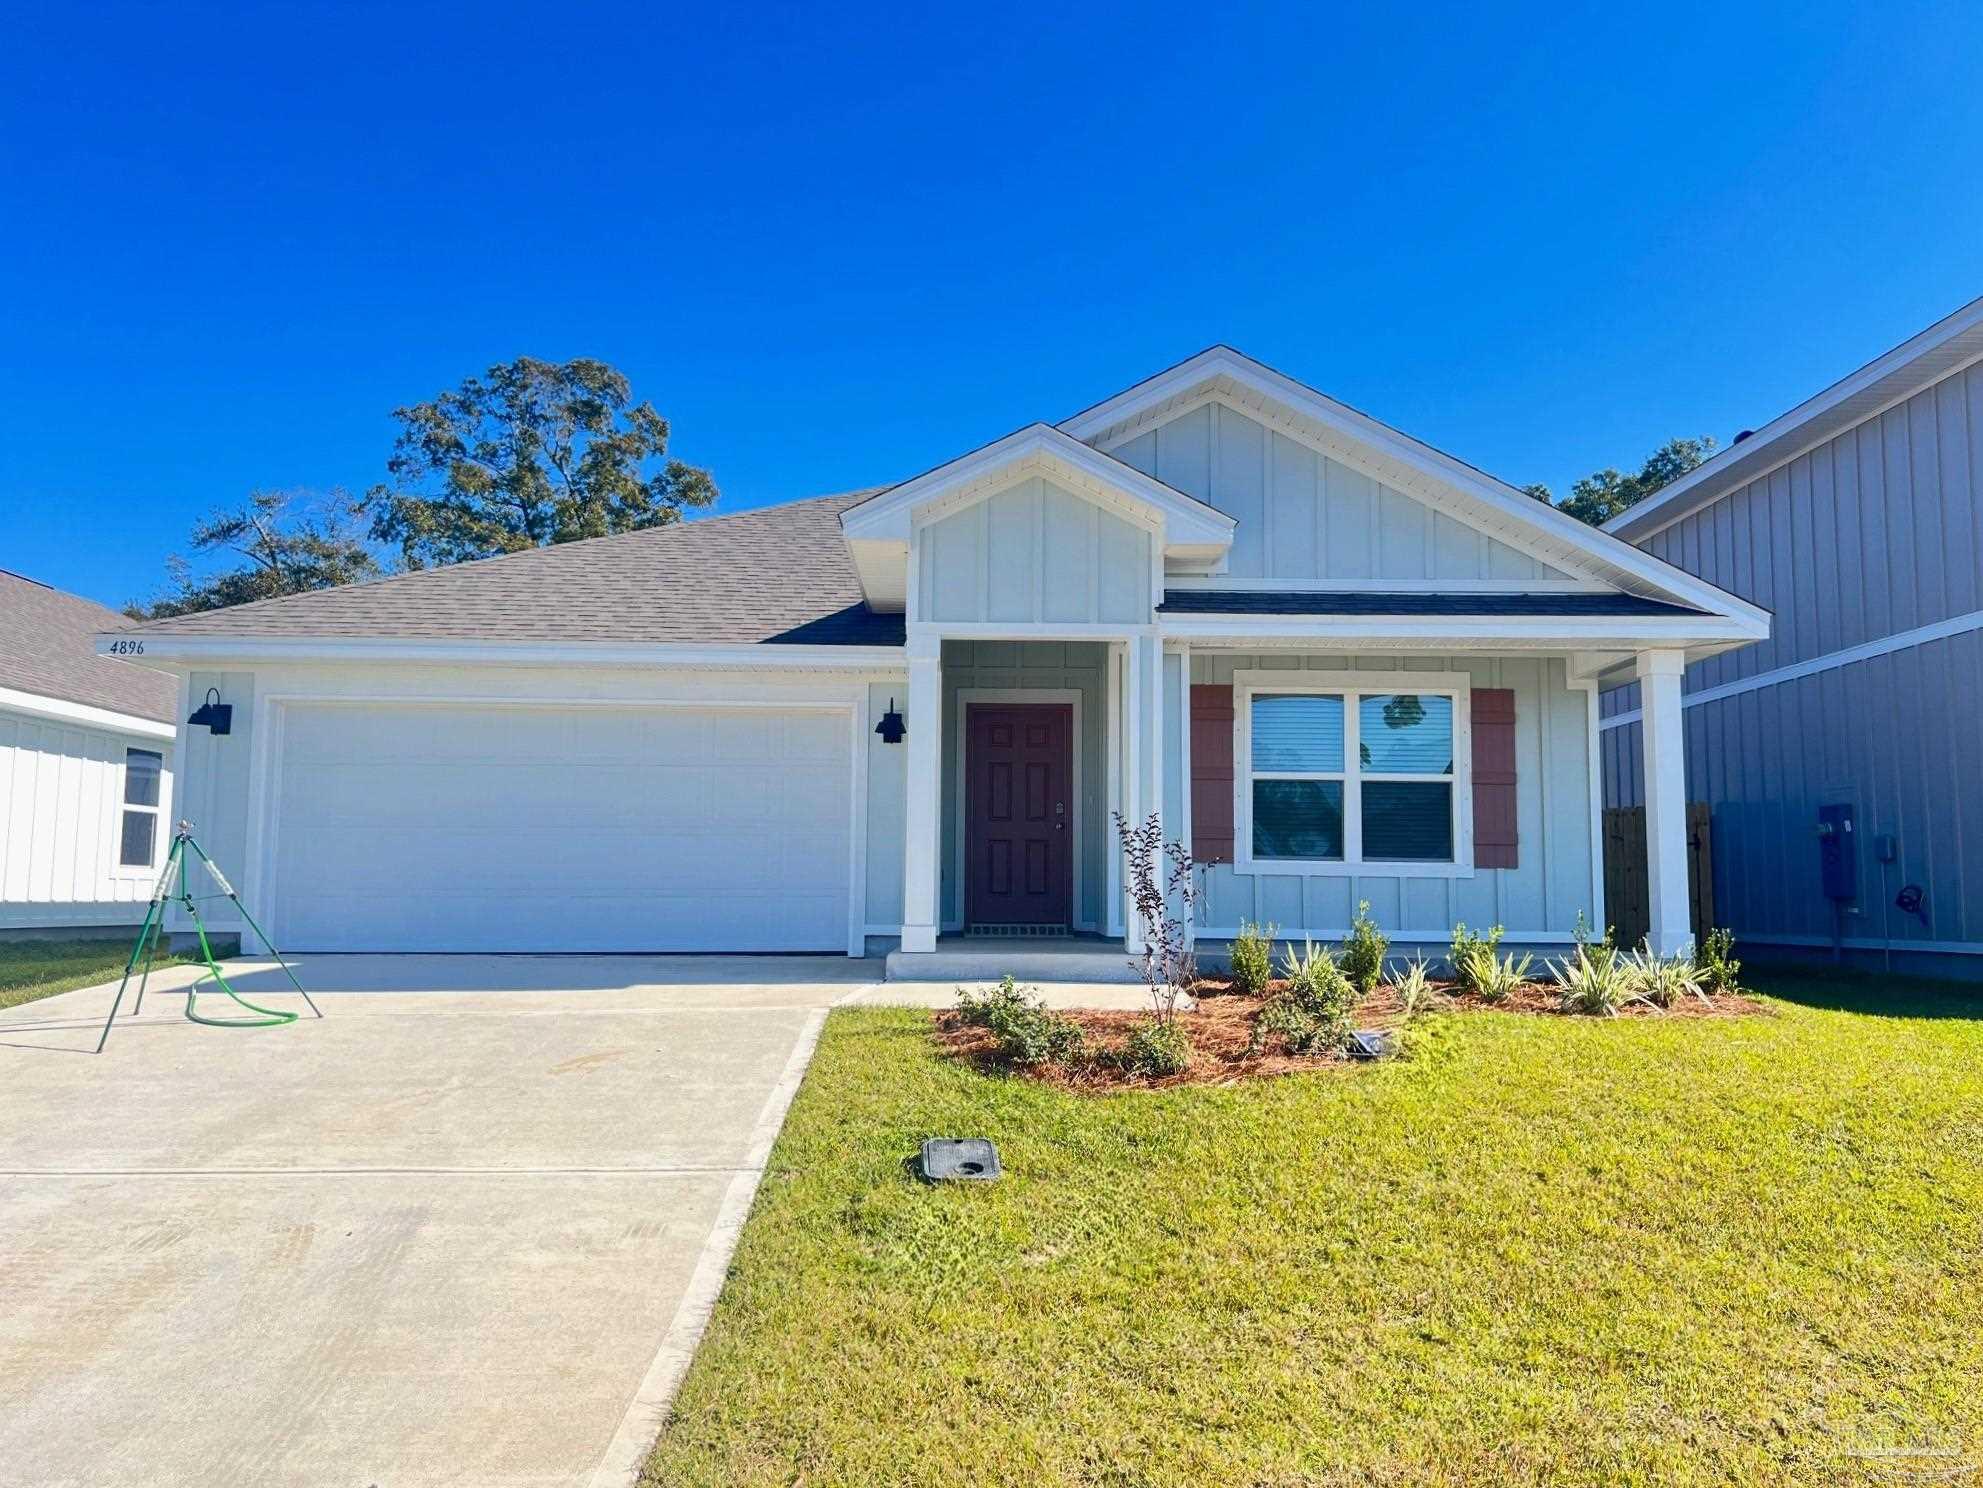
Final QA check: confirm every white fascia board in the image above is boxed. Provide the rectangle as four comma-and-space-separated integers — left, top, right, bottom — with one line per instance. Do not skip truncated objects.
839, 422, 1234, 552
1157, 612, 1765, 651
0, 684, 177, 739
1059, 346, 1769, 632
1608, 295, 1983, 542
93, 634, 907, 672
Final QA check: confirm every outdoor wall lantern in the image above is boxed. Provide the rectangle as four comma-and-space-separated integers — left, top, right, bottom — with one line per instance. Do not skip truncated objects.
875, 698, 906, 745
187, 687, 233, 735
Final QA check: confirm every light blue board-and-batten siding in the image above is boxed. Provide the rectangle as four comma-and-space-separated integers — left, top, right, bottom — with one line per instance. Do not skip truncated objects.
1184, 652, 1598, 942
1112, 402, 1570, 584
919, 477, 1153, 623
1602, 359, 1983, 971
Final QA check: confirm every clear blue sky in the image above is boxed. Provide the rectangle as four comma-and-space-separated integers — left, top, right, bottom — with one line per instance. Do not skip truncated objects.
4, 1, 1980, 611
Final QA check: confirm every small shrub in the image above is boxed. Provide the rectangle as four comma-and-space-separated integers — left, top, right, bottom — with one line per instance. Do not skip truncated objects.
1699, 928, 1742, 994
1449, 922, 1505, 988
1340, 900, 1389, 994
1229, 920, 1276, 997
1117, 1016, 1191, 1077
1254, 940, 1357, 1055
1552, 941, 1630, 1016
1624, 949, 1707, 1010
957, 975, 1085, 1066
1461, 945, 1533, 1003
956, 974, 1031, 1029
1394, 956, 1435, 1018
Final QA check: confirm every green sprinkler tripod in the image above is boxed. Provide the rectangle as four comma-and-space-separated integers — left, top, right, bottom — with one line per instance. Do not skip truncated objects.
96, 821, 321, 1054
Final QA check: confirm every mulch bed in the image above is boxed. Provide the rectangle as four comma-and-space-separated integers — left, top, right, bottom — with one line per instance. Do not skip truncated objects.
932, 976, 1770, 1092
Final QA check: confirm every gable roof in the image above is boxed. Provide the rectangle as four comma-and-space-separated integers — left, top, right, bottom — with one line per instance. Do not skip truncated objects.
0, 570, 176, 723
1059, 345, 1768, 629
1605, 294, 1983, 542
839, 422, 1234, 546
115, 493, 905, 648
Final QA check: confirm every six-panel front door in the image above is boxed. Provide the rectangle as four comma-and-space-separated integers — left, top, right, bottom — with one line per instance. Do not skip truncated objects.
964, 704, 1072, 929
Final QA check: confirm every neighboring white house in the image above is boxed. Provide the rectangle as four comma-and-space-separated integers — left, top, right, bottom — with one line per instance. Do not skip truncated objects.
2, 570, 177, 934
98, 349, 1766, 970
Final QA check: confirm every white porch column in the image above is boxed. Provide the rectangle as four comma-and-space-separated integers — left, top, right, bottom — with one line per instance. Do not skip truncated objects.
1120, 634, 1146, 953
1637, 648, 1693, 958
1118, 629, 1166, 955
900, 633, 942, 953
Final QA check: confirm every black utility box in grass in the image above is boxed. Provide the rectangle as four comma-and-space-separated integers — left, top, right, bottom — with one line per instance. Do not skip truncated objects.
919, 1138, 1002, 1183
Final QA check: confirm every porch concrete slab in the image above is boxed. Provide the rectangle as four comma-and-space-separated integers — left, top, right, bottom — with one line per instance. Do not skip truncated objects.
0, 957, 845, 1488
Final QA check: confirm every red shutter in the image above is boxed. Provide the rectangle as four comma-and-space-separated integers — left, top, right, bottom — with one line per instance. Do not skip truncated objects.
1190, 685, 1236, 864
1471, 688, 1518, 869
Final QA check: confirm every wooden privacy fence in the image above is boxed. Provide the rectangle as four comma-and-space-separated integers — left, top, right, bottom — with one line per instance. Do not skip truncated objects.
1602, 804, 1714, 950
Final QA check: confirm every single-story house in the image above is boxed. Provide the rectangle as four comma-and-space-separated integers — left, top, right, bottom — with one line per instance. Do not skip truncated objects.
2, 570, 177, 934
1602, 294, 1983, 978
99, 349, 1767, 971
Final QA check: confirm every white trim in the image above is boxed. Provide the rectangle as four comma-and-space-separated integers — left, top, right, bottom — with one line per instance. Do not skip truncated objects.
911, 620, 1157, 642
1172, 641, 1194, 947
1160, 613, 1766, 647
1056, 347, 1768, 628
1105, 642, 1124, 937
952, 689, 1088, 933
245, 689, 873, 957
1600, 607, 1983, 731
1161, 575, 1610, 594
1232, 669, 1474, 879
1608, 295, 1983, 542
97, 635, 907, 671
0, 684, 175, 739
587, 1005, 830, 1488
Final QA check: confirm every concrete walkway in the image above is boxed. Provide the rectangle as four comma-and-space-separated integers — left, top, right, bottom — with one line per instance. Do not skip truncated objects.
0, 955, 871, 1488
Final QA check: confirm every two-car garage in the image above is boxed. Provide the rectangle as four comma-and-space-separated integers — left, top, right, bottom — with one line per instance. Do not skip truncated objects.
263, 701, 856, 953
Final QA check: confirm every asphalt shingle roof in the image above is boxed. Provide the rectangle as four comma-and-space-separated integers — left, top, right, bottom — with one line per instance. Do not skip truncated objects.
0, 571, 177, 722
118, 492, 907, 647
1157, 590, 1709, 618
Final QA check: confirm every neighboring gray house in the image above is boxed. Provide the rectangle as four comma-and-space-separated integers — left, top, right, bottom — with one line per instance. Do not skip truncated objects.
1603, 295, 1983, 978
1, 571, 177, 933
98, 348, 1765, 971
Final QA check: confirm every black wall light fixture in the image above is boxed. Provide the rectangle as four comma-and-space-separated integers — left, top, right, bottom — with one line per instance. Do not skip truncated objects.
874, 698, 906, 744
187, 686, 233, 735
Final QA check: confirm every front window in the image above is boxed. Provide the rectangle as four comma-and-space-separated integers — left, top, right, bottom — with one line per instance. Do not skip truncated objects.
1238, 675, 1468, 873
120, 749, 162, 868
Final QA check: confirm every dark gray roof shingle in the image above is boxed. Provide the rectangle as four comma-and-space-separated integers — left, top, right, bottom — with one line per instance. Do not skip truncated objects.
118, 492, 906, 647
0, 571, 177, 722
1158, 590, 1709, 618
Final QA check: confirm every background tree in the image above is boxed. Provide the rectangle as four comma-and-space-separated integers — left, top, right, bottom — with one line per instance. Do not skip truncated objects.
1527, 436, 1718, 525
129, 490, 380, 618
363, 356, 717, 569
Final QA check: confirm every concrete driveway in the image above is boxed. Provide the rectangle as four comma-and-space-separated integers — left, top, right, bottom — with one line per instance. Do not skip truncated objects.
0, 954, 875, 1488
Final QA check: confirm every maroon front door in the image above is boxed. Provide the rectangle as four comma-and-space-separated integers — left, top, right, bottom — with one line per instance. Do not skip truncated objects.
965, 704, 1073, 930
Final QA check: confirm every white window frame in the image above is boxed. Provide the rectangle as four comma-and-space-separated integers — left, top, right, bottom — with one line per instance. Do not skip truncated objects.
1233, 670, 1474, 878
115, 746, 166, 875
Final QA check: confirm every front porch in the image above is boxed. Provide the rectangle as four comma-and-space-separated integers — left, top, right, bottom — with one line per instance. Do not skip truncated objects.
887, 632, 1708, 977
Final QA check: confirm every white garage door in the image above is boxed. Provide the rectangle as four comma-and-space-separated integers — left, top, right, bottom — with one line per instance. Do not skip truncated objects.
268, 702, 853, 952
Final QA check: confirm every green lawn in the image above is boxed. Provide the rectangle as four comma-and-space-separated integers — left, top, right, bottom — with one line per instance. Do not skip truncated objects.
643, 969, 1983, 1487
0, 936, 190, 1012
